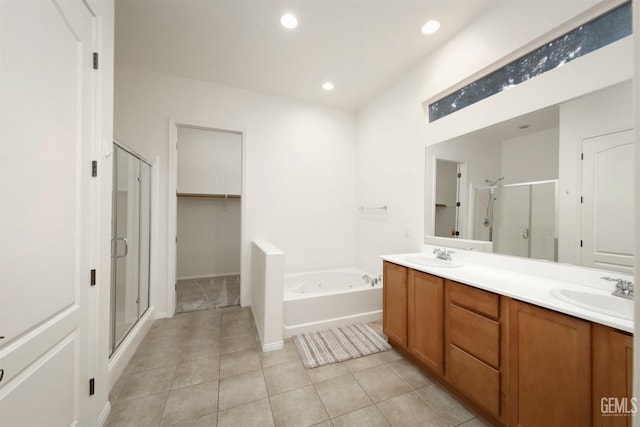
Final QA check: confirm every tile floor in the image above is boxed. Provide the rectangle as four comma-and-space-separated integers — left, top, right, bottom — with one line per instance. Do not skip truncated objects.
106, 307, 491, 427
175, 275, 240, 313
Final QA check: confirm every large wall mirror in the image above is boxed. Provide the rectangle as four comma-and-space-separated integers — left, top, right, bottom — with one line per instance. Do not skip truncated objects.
424, 80, 634, 273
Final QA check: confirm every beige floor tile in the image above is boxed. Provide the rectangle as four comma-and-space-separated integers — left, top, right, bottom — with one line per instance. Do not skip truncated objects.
387, 358, 433, 390
161, 380, 219, 424
221, 318, 255, 338
376, 392, 441, 427
181, 341, 221, 362
314, 374, 372, 418
456, 417, 493, 427
331, 405, 390, 427
260, 341, 300, 368
220, 348, 261, 378
160, 412, 218, 427
263, 360, 311, 395
353, 364, 411, 403
311, 422, 333, 427
222, 307, 252, 323
105, 392, 168, 427
124, 345, 184, 374
377, 349, 402, 364
217, 398, 275, 427
172, 356, 220, 389
112, 365, 176, 401
307, 362, 350, 384
270, 385, 329, 427
422, 415, 461, 427
416, 384, 475, 423
218, 369, 268, 410
343, 354, 384, 373
220, 333, 258, 354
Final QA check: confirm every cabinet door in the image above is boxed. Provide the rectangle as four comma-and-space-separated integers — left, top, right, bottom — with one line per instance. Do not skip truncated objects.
593, 324, 633, 426
383, 261, 408, 348
510, 300, 591, 427
408, 270, 444, 374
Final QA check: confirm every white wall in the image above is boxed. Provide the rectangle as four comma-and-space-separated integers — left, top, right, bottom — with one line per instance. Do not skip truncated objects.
114, 66, 357, 315
558, 80, 634, 264
355, 0, 632, 274
501, 127, 559, 185
177, 197, 241, 279
177, 127, 242, 195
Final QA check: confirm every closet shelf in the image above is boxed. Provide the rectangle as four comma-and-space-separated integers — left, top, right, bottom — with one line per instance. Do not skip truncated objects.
177, 193, 241, 199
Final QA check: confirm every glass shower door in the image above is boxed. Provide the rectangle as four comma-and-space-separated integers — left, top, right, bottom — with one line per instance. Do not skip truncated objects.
111, 144, 150, 353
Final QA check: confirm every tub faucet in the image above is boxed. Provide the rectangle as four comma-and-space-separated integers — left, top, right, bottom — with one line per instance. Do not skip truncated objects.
433, 248, 453, 261
363, 274, 382, 286
602, 276, 634, 300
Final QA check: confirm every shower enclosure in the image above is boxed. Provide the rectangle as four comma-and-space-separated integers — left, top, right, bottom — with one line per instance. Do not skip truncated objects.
474, 180, 557, 261
110, 141, 152, 354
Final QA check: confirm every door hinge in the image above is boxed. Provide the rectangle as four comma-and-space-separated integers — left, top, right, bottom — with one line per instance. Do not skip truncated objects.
581, 153, 584, 160
580, 240, 583, 247
456, 202, 461, 207
580, 196, 583, 204
89, 378, 95, 396
93, 52, 99, 70
457, 173, 462, 178
90, 269, 96, 286
91, 160, 98, 177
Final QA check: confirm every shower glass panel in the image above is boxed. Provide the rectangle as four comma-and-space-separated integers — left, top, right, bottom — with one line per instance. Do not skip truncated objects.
138, 162, 151, 314
111, 143, 152, 354
474, 180, 557, 261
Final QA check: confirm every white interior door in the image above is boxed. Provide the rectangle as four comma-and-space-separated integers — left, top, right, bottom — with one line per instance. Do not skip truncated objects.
581, 129, 634, 273
0, 0, 96, 425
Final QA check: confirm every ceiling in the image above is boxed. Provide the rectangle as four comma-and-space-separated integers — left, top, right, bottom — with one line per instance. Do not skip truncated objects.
115, 0, 495, 110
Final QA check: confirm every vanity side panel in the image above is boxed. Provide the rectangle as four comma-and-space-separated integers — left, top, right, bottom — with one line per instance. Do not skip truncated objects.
382, 261, 408, 348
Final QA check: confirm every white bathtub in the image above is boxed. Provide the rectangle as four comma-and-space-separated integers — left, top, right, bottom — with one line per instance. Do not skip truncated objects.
283, 268, 383, 338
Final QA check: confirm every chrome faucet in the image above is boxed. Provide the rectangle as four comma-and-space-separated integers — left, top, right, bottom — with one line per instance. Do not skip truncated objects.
602, 276, 634, 300
363, 274, 382, 286
433, 248, 453, 261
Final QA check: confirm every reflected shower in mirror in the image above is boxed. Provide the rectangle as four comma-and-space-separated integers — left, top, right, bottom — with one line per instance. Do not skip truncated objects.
425, 80, 634, 272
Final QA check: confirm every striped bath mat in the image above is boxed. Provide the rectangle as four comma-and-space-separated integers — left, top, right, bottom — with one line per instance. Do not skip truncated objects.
293, 323, 391, 368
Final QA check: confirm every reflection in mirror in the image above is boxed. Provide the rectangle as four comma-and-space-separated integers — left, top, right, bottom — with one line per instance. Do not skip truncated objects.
474, 180, 557, 261
425, 81, 634, 272
434, 159, 462, 238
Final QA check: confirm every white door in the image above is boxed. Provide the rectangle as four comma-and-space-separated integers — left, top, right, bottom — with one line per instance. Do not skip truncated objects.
0, 1, 96, 425
581, 129, 634, 273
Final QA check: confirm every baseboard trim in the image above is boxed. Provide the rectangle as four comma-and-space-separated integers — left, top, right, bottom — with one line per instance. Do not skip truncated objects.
176, 272, 240, 281
98, 401, 111, 427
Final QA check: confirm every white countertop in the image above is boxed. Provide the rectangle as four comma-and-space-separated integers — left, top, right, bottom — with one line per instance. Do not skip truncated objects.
381, 246, 634, 333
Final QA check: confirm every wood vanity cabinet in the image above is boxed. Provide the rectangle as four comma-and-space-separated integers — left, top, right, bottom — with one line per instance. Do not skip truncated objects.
444, 280, 507, 423
592, 324, 634, 427
509, 299, 592, 427
408, 269, 444, 374
381, 261, 633, 427
382, 261, 408, 348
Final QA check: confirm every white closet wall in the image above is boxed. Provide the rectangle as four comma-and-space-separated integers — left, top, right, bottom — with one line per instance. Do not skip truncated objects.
177, 127, 242, 279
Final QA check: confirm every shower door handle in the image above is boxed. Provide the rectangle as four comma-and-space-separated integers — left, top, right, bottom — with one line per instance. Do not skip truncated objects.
112, 237, 129, 258
522, 228, 529, 239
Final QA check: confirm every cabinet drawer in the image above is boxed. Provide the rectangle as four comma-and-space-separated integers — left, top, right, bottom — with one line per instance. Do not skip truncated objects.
448, 280, 499, 319
449, 304, 500, 368
448, 344, 501, 417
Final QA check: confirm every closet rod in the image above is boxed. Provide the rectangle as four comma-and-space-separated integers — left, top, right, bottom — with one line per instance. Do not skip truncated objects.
177, 193, 241, 199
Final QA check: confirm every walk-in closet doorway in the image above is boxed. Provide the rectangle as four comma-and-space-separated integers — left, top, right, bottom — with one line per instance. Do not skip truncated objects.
170, 124, 244, 314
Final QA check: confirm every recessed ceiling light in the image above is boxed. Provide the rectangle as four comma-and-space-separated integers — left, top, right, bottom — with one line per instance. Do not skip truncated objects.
421, 19, 441, 35
280, 13, 298, 29
322, 82, 334, 91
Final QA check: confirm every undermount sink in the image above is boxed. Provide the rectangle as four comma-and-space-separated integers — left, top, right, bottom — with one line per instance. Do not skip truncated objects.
404, 255, 463, 268
551, 287, 633, 321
